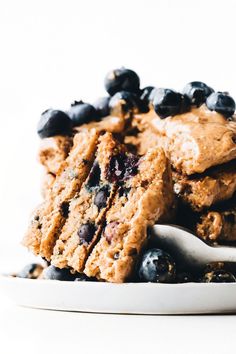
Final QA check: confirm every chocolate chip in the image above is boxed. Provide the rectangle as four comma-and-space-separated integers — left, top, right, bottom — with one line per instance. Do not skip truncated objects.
94, 185, 110, 210
232, 136, 236, 144
78, 223, 96, 244
60, 202, 69, 218
86, 161, 101, 190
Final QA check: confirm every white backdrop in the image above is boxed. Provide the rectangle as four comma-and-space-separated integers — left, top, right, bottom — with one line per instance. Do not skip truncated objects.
0, 0, 236, 271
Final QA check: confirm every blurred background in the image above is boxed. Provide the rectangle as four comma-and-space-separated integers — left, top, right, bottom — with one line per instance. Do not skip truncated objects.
0, 0, 236, 272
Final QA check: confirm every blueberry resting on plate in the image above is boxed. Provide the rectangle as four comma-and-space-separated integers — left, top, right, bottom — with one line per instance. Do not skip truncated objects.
42, 265, 75, 281
206, 92, 236, 118
182, 81, 214, 107
74, 273, 90, 281
17, 263, 44, 279
153, 88, 183, 118
138, 248, 176, 283
201, 270, 236, 283
93, 96, 110, 118
176, 271, 194, 283
68, 101, 99, 126
105, 67, 140, 96
37, 109, 73, 138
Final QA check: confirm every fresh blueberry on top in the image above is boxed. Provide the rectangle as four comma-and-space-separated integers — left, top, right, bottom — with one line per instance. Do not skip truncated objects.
201, 270, 236, 283
206, 92, 236, 118
109, 91, 140, 115
104, 67, 140, 96
139, 86, 155, 106
180, 94, 191, 114
148, 88, 158, 103
94, 185, 110, 210
17, 263, 44, 279
182, 81, 214, 107
78, 222, 97, 244
153, 88, 183, 118
93, 96, 110, 118
138, 248, 176, 283
68, 101, 99, 126
42, 265, 75, 281
37, 109, 73, 138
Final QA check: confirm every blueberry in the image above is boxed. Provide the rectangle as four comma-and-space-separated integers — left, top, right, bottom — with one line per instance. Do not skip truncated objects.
104, 67, 140, 95
176, 271, 194, 283
104, 222, 119, 243
206, 92, 235, 118
37, 109, 72, 138
138, 248, 176, 283
42, 265, 75, 281
109, 91, 141, 115
68, 101, 99, 126
182, 81, 214, 107
140, 86, 155, 104
149, 88, 158, 103
153, 89, 183, 118
86, 161, 101, 191
74, 273, 90, 281
94, 185, 110, 210
106, 153, 139, 183
78, 222, 96, 244
93, 97, 110, 118
17, 263, 44, 279
60, 202, 69, 218
180, 94, 191, 114
201, 270, 236, 283
118, 186, 131, 197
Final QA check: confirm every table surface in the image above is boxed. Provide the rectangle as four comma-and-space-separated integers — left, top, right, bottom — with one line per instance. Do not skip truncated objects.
1, 270, 236, 354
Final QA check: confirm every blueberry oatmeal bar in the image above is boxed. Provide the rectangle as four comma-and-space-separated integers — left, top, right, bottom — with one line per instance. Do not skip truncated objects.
51, 132, 127, 272
23, 129, 99, 258
20, 68, 236, 284
85, 147, 173, 282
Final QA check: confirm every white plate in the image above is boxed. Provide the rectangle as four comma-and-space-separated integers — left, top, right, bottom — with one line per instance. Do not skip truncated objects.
1, 275, 236, 314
